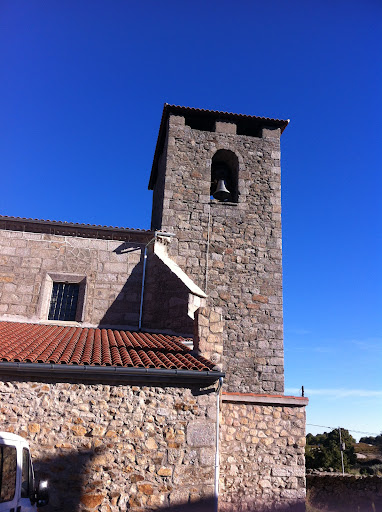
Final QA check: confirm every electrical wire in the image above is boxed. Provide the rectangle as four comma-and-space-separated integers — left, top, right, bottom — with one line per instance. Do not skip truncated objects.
306, 423, 380, 436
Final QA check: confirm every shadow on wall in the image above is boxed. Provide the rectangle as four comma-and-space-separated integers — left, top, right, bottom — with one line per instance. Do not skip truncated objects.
33, 448, 306, 512
159, 498, 306, 512
34, 448, 96, 512
98, 244, 144, 328
98, 243, 194, 336
142, 251, 194, 336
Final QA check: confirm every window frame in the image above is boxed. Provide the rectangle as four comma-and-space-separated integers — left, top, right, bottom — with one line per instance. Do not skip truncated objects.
0, 444, 17, 504
21, 447, 34, 500
38, 272, 87, 323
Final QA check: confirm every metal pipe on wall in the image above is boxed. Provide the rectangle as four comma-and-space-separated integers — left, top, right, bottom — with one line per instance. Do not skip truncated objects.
215, 377, 223, 511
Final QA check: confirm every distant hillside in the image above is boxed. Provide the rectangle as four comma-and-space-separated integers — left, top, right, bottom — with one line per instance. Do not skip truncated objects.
354, 442, 382, 475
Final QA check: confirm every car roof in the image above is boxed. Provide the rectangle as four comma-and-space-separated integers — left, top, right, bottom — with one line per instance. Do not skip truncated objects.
0, 431, 29, 445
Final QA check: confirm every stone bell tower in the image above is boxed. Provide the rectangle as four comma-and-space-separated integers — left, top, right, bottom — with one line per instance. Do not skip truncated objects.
149, 104, 288, 394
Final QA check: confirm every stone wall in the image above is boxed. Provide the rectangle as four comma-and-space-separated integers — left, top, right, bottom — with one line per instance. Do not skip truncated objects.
306, 474, 382, 512
0, 229, 146, 327
143, 250, 194, 337
0, 375, 217, 512
219, 397, 306, 511
193, 306, 224, 370
151, 114, 284, 393
0, 229, 195, 335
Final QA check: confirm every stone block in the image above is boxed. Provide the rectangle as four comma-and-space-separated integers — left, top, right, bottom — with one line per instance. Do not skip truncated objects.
7, 304, 27, 315
215, 120, 237, 134
0, 275, 14, 283
200, 447, 215, 467
103, 262, 128, 273
272, 465, 305, 477
262, 126, 281, 139
169, 114, 185, 127
169, 488, 190, 505
187, 421, 215, 447
80, 494, 106, 508
137, 483, 154, 495
157, 467, 172, 477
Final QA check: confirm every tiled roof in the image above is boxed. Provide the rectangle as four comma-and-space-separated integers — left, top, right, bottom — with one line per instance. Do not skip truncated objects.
0, 322, 215, 372
162, 104, 289, 127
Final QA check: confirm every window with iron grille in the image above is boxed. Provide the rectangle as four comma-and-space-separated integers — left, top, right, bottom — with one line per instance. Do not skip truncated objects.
48, 282, 80, 321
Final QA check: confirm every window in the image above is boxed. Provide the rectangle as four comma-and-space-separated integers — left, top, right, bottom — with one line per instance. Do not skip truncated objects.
48, 282, 80, 321
38, 273, 86, 323
21, 448, 34, 499
0, 444, 17, 503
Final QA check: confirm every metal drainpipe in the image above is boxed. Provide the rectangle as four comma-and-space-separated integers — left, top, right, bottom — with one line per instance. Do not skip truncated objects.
138, 231, 175, 331
215, 377, 223, 512
138, 237, 155, 331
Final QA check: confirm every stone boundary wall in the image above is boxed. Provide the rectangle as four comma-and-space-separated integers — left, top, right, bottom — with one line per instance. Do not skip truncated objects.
0, 376, 217, 512
307, 474, 382, 512
220, 400, 306, 511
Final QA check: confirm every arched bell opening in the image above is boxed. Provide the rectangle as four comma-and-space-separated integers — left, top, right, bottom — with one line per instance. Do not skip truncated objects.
210, 150, 239, 203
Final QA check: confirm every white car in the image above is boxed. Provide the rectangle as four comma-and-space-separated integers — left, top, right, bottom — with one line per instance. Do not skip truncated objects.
0, 432, 49, 512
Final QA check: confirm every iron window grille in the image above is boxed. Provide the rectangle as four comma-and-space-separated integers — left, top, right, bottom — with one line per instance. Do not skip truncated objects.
48, 282, 80, 321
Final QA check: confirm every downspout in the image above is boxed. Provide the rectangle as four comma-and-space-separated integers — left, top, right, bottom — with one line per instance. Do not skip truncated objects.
215, 376, 223, 512
138, 231, 175, 331
138, 237, 155, 331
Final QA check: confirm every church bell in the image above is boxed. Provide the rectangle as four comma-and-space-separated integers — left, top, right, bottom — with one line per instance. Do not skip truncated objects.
212, 179, 231, 201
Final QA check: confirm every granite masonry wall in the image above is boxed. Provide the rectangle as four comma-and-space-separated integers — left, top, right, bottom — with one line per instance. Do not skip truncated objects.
306, 474, 382, 512
0, 229, 194, 335
0, 376, 217, 512
151, 114, 284, 393
0, 229, 146, 327
220, 398, 306, 511
193, 306, 224, 370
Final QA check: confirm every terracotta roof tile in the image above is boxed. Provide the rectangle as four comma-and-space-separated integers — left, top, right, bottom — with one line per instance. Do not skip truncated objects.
163, 104, 289, 126
0, 321, 216, 372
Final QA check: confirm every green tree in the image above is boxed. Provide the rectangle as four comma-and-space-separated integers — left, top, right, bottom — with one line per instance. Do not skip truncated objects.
359, 434, 382, 447
305, 428, 356, 471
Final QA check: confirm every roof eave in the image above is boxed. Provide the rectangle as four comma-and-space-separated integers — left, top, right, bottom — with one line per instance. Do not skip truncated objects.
0, 216, 155, 242
0, 362, 224, 386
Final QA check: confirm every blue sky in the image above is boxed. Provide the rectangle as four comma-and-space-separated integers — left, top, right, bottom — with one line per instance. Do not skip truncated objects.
1, 0, 381, 440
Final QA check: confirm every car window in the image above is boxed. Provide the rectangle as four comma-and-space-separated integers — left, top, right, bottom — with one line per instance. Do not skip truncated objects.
0, 444, 17, 503
21, 447, 30, 498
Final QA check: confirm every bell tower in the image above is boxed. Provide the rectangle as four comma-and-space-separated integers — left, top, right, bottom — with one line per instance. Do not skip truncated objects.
149, 104, 289, 393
